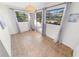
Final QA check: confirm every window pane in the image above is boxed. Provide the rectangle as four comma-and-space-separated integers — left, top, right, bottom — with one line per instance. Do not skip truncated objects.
16, 12, 28, 22
36, 12, 42, 23
46, 8, 64, 25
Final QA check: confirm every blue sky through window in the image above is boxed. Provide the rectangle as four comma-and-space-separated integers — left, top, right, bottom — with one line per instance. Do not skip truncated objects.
48, 8, 64, 14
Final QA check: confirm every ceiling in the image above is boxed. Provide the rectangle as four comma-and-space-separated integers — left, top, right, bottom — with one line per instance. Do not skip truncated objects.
0, 2, 62, 10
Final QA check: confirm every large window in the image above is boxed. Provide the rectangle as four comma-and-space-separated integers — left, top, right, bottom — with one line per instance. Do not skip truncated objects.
46, 4, 65, 40
46, 8, 64, 25
15, 11, 28, 22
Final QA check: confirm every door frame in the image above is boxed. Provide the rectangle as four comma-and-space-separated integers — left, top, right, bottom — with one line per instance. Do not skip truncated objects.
35, 10, 43, 34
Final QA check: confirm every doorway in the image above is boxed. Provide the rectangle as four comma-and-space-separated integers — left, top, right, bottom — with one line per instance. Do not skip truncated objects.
36, 11, 42, 33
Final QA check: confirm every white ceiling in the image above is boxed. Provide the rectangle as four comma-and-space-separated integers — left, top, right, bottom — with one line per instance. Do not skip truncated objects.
0, 2, 62, 10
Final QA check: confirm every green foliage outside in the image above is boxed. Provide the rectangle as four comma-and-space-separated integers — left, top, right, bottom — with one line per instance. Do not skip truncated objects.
36, 12, 42, 23
16, 12, 28, 22
46, 8, 64, 25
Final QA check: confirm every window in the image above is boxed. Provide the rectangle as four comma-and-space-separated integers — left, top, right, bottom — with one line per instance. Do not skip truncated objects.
46, 8, 64, 25
15, 11, 28, 22
36, 12, 42, 23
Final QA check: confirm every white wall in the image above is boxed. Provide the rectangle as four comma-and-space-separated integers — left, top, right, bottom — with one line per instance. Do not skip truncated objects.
0, 4, 18, 34
0, 4, 18, 56
0, 27, 11, 56
18, 22, 29, 32
46, 24, 60, 42
8, 9, 19, 34
73, 42, 79, 57
59, 3, 79, 56
61, 3, 79, 49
